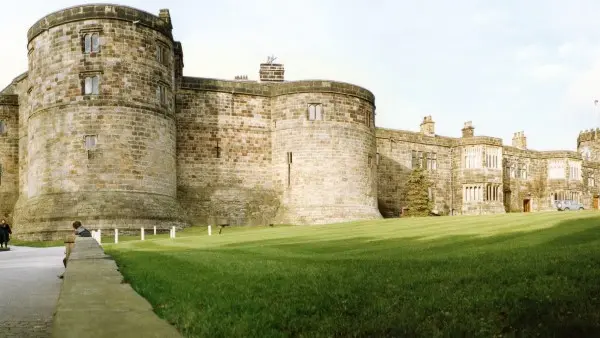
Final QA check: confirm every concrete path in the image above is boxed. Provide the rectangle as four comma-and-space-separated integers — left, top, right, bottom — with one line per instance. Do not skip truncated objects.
0, 246, 64, 338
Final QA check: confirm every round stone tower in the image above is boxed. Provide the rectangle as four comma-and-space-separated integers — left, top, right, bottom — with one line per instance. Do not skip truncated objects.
13, 4, 186, 239
271, 81, 382, 224
577, 129, 600, 162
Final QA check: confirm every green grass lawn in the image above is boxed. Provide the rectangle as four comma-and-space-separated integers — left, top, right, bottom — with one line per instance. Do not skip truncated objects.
104, 211, 600, 337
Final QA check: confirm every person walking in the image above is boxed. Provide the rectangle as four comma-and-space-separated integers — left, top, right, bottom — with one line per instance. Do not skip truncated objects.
0, 219, 12, 249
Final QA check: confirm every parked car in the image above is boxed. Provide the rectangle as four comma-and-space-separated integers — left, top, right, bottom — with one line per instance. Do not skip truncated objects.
554, 200, 584, 211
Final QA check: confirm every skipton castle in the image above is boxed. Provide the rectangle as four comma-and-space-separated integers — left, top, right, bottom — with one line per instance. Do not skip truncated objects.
0, 4, 598, 239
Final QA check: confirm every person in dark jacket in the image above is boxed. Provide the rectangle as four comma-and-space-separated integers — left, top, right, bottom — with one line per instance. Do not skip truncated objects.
0, 219, 12, 249
72, 220, 92, 238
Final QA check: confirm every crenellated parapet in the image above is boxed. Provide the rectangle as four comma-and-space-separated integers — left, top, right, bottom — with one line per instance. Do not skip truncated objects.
577, 129, 600, 147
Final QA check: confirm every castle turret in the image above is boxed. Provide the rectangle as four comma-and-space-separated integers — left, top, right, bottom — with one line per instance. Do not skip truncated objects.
14, 4, 186, 239
512, 131, 527, 149
462, 121, 474, 138
420, 115, 435, 137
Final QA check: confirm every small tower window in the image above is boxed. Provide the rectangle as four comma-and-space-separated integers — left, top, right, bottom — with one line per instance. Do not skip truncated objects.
84, 33, 100, 54
308, 103, 323, 121
83, 75, 100, 95
156, 84, 167, 104
0, 121, 6, 135
84, 135, 97, 150
156, 44, 169, 65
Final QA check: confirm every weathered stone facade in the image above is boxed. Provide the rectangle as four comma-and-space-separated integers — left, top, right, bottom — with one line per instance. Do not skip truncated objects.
377, 117, 600, 217
0, 4, 381, 239
1, 4, 596, 239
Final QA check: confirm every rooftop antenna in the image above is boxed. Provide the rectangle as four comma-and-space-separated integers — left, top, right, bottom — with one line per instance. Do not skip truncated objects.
266, 55, 277, 64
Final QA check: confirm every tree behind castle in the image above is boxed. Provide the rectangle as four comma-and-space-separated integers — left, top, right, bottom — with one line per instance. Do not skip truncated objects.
405, 168, 432, 217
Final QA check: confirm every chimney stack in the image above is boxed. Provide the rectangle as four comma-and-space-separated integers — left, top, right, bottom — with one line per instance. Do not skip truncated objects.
158, 9, 173, 29
512, 131, 527, 149
259, 63, 285, 82
420, 115, 435, 137
461, 121, 474, 138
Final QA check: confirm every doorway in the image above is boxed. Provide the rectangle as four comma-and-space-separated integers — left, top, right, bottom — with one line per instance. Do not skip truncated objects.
594, 195, 599, 209
523, 199, 531, 213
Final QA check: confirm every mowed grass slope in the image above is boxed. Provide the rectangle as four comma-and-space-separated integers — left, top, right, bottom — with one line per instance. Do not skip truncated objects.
105, 211, 600, 338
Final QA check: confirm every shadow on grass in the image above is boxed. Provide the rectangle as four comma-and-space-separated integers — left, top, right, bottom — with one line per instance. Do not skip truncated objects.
107, 216, 600, 338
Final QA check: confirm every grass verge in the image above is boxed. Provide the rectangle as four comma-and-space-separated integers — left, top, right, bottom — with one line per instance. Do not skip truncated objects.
105, 211, 600, 337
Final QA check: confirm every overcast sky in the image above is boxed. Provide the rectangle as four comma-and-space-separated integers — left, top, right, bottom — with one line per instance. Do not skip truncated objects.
2, 0, 600, 151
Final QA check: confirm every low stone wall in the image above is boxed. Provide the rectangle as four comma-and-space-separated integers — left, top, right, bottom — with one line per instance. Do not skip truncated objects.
52, 237, 181, 338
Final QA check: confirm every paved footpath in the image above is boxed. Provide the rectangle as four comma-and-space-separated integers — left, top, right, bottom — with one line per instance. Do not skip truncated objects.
0, 246, 64, 338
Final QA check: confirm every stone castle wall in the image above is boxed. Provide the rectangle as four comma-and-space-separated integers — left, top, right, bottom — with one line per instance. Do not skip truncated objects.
13, 4, 186, 240
271, 83, 381, 224
175, 78, 381, 225
2, 3, 600, 239
0, 95, 19, 222
375, 128, 453, 217
176, 78, 273, 226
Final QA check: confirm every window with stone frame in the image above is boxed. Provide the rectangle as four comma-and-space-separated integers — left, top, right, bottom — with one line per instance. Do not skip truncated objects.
84, 135, 97, 150
82, 75, 100, 95
589, 173, 595, 187
463, 146, 482, 169
463, 184, 484, 202
156, 84, 167, 105
368, 154, 373, 167
568, 161, 582, 181
483, 147, 500, 169
366, 111, 372, 127
156, 43, 169, 66
519, 164, 528, 179
0, 121, 6, 135
308, 103, 323, 121
485, 184, 501, 201
548, 159, 565, 179
83, 33, 100, 54
426, 152, 437, 171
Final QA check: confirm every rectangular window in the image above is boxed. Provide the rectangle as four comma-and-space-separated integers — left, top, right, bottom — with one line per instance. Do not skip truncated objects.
590, 175, 595, 187
428, 187, 434, 201
84, 135, 97, 150
83, 33, 100, 54
83, 75, 100, 95
156, 85, 167, 104
567, 160, 581, 181
156, 44, 169, 65
0, 121, 6, 135
368, 155, 373, 167
308, 104, 323, 121
548, 160, 566, 179
463, 146, 482, 169
483, 147, 500, 169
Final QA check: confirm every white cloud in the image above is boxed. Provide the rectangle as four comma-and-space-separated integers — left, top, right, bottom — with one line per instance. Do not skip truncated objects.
514, 44, 546, 62
529, 63, 571, 81
565, 59, 600, 106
